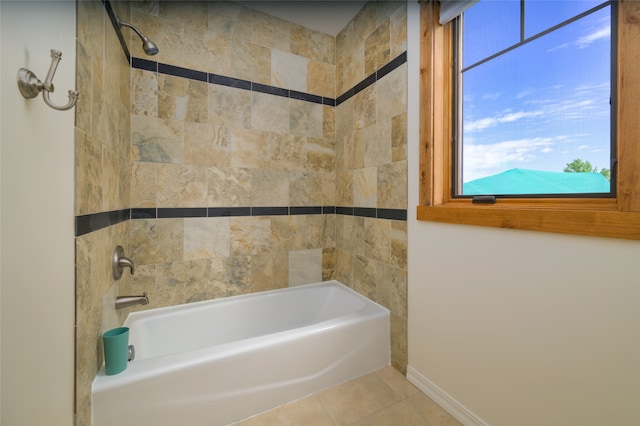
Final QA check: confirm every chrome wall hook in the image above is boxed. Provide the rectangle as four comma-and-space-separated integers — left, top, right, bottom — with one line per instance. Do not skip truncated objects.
17, 49, 79, 111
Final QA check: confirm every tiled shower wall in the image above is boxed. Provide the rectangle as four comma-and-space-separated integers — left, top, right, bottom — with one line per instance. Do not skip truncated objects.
74, 1, 407, 423
74, 1, 132, 424
124, 0, 408, 372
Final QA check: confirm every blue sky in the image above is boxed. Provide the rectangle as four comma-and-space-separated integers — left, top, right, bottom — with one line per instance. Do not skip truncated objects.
461, 0, 611, 184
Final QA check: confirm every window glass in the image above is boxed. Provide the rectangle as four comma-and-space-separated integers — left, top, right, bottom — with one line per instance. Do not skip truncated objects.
525, 0, 605, 37
458, 1, 612, 196
463, 0, 520, 68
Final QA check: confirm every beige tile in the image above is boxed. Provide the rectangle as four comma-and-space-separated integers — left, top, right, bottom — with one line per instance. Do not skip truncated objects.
406, 392, 463, 426
157, 164, 208, 208
364, 19, 390, 76
131, 115, 184, 164
352, 399, 425, 426
250, 253, 288, 293
290, 99, 323, 138
353, 167, 377, 208
308, 61, 336, 98
354, 255, 377, 300
184, 122, 231, 168
291, 25, 335, 65
334, 247, 354, 286
158, 74, 208, 123
230, 128, 271, 169
307, 137, 336, 173
390, 4, 408, 59
290, 171, 323, 206
377, 160, 407, 210
392, 113, 407, 162
377, 264, 407, 319
289, 249, 323, 286
237, 396, 334, 426
251, 169, 290, 207
131, 69, 158, 117
210, 256, 252, 297
251, 92, 290, 134
354, 84, 377, 130
354, 2, 377, 44
365, 218, 391, 263
208, 1, 253, 41
75, 129, 102, 215
252, 9, 291, 52
156, 259, 212, 306
390, 220, 407, 270
131, 161, 157, 209
207, 167, 251, 208
390, 314, 408, 374
230, 217, 274, 256
317, 372, 400, 425
184, 217, 230, 260
272, 50, 308, 92
208, 84, 252, 129
376, 366, 420, 399
322, 247, 336, 281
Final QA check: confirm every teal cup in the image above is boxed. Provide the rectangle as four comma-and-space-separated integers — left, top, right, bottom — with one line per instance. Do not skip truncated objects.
103, 327, 129, 375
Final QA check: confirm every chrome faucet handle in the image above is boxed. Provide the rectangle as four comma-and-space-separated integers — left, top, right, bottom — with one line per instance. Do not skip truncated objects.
112, 245, 135, 280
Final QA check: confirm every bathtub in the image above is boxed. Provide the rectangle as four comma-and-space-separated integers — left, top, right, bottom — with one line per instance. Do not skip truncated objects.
91, 280, 390, 426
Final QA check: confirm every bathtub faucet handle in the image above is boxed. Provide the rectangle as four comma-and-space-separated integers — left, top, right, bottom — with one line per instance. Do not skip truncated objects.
112, 245, 135, 280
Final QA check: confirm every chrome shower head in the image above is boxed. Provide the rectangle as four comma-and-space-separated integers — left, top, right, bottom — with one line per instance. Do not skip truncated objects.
118, 19, 159, 56
141, 37, 159, 56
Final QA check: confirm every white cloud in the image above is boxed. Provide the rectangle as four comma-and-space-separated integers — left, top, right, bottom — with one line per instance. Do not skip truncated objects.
576, 25, 610, 48
464, 109, 544, 132
463, 137, 557, 182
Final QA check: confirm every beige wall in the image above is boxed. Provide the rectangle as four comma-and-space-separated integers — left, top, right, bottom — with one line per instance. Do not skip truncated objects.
0, 1, 76, 424
406, 4, 640, 425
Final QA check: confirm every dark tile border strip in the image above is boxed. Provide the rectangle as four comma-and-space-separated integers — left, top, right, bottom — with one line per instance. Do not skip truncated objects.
132, 59, 336, 106
76, 206, 406, 236
336, 51, 407, 106
75, 209, 130, 237
158, 207, 207, 218
158, 63, 207, 82
130, 50, 407, 108
208, 207, 251, 217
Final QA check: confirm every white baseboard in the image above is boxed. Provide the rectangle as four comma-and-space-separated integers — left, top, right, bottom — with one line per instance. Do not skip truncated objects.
406, 366, 489, 426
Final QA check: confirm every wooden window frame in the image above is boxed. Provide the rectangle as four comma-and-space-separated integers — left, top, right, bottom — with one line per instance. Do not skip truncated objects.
417, 0, 640, 240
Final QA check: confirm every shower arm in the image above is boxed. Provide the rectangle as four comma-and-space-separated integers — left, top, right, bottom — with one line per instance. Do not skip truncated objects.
118, 20, 147, 41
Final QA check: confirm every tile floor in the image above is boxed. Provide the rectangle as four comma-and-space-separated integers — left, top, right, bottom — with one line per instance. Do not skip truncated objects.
232, 366, 462, 426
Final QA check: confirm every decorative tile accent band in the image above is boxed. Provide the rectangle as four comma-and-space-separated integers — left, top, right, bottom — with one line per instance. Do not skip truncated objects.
75, 52, 409, 237
75, 206, 407, 236
131, 50, 407, 107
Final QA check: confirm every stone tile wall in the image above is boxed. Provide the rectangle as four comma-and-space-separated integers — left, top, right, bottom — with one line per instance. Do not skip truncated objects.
125, 0, 408, 372
124, 1, 338, 311
335, 2, 409, 373
74, 2, 408, 422
74, 1, 132, 424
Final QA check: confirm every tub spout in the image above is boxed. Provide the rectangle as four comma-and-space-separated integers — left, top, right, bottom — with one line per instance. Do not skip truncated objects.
116, 292, 149, 309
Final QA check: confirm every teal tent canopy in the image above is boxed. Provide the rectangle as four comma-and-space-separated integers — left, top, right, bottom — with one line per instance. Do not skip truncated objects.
463, 168, 610, 195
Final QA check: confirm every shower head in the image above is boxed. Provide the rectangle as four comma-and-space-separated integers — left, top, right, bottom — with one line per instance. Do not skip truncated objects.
118, 19, 159, 56
141, 37, 159, 56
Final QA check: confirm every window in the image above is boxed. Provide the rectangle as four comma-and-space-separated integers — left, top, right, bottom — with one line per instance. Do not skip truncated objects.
418, 0, 640, 240
456, 1, 614, 198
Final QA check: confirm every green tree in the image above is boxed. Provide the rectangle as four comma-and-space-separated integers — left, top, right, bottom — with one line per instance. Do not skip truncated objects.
564, 158, 594, 173
564, 158, 610, 181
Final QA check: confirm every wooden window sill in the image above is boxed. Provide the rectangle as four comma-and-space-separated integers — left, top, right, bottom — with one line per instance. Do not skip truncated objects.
417, 204, 640, 240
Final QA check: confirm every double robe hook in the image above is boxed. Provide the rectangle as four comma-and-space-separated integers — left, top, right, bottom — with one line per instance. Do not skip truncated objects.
17, 49, 79, 111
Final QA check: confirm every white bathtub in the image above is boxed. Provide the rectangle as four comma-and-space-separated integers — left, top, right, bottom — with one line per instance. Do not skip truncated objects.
91, 280, 390, 426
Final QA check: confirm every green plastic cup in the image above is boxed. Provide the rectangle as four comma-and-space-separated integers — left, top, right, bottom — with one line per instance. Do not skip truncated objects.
103, 327, 129, 375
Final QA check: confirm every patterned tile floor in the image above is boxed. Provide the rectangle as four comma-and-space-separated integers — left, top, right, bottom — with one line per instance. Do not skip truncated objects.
232, 366, 462, 426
